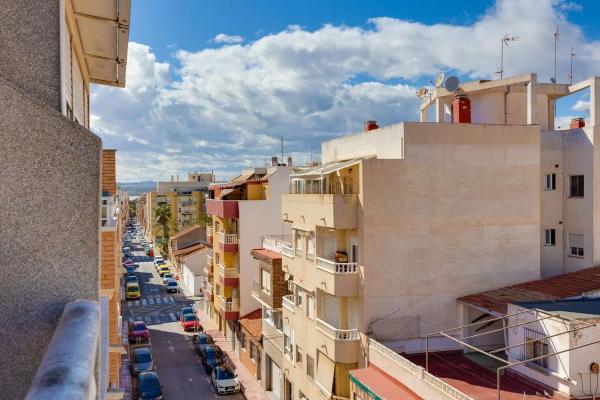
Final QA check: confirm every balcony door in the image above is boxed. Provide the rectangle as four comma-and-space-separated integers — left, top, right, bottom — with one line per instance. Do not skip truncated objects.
321, 237, 335, 261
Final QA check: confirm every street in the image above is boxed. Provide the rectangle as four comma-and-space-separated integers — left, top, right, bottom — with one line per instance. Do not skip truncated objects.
124, 239, 245, 400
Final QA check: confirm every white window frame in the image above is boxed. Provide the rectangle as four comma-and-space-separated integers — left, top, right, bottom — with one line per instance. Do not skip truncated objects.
569, 233, 584, 258
544, 229, 556, 246
544, 173, 556, 191
306, 294, 314, 320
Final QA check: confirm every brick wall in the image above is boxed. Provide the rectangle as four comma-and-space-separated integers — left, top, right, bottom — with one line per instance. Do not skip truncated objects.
102, 149, 116, 195
101, 230, 117, 290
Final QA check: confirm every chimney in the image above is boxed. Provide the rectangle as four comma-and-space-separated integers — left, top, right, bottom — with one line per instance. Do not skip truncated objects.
364, 120, 379, 132
271, 156, 278, 167
570, 118, 585, 129
452, 95, 471, 123
287, 156, 293, 166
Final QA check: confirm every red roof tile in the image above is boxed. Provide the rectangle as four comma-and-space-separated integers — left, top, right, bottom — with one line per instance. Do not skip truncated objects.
239, 309, 262, 340
171, 224, 202, 240
350, 365, 423, 400
251, 248, 281, 260
172, 243, 205, 256
458, 266, 600, 315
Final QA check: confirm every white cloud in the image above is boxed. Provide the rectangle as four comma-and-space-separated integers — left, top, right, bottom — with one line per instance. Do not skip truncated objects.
572, 99, 590, 112
213, 33, 244, 44
92, 0, 600, 181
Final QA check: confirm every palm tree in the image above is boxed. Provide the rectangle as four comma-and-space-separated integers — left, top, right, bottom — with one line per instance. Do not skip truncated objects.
154, 204, 171, 241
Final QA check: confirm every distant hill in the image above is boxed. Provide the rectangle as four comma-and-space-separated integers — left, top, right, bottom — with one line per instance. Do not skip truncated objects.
117, 181, 156, 197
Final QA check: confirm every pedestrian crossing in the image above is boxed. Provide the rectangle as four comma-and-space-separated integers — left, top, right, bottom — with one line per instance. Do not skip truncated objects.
127, 312, 179, 325
127, 296, 175, 307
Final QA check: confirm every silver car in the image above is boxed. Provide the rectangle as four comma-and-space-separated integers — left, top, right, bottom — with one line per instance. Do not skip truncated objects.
131, 347, 154, 376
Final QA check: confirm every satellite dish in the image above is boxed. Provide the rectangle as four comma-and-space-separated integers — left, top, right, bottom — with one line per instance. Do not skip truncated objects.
434, 73, 445, 88
417, 87, 429, 100
444, 76, 460, 92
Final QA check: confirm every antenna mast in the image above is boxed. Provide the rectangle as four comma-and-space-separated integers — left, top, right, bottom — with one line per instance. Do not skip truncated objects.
497, 34, 519, 79
569, 47, 575, 84
553, 26, 560, 83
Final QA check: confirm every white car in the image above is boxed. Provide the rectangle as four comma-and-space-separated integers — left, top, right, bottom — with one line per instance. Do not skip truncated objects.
211, 365, 241, 394
153, 257, 164, 268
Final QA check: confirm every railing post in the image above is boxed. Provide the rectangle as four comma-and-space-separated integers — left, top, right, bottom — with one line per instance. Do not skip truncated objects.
425, 335, 429, 371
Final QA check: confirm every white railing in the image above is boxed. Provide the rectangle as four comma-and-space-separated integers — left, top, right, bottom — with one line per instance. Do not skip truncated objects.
368, 339, 473, 400
217, 295, 239, 311
282, 295, 295, 312
217, 232, 238, 244
290, 180, 356, 195
206, 226, 213, 237
316, 257, 358, 274
224, 267, 239, 279
281, 243, 294, 259
262, 235, 292, 254
316, 318, 360, 341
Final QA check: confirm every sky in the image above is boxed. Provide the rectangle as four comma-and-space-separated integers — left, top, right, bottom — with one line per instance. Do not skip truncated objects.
91, 0, 600, 182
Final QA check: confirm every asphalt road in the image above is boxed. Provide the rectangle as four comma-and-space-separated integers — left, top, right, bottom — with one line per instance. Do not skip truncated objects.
125, 238, 244, 400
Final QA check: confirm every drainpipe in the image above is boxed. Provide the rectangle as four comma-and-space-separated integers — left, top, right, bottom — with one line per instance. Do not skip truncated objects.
504, 85, 511, 125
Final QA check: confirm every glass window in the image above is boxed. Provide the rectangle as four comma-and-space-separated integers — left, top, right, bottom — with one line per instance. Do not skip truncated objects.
544, 173, 556, 191
306, 355, 314, 379
261, 269, 271, 294
295, 232, 303, 257
544, 229, 556, 246
296, 346, 303, 365
306, 233, 315, 260
570, 175, 584, 197
306, 295, 314, 320
569, 233, 584, 257
240, 331, 246, 349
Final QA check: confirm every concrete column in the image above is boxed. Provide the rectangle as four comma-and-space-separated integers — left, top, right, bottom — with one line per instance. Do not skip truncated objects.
591, 77, 600, 127
435, 98, 445, 123
420, 107, 428, 122
527, 74, 538, 125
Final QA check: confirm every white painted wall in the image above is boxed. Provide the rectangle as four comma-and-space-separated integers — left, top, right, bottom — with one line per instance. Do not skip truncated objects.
181, 250, 208, 296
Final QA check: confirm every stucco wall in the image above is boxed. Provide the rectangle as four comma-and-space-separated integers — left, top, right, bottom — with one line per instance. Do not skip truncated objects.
361, 123, 541, 346
0, 1, 62, 111
0, 77, 101, 399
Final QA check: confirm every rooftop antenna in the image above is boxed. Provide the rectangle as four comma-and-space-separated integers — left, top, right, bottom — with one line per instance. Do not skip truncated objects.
416, 87, 430, 100
496, 34, 520, 79
444, 76, 460, 92
432, 73, 445, 88
569, 47, 575, 84
552, 26, 560, 83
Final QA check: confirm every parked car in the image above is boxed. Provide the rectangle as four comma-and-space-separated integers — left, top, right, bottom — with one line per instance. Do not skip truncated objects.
179, 306, 195, 318
123, 259, 134, 268
134, 371, 163, 400
126, 275, 138, 285
162, 273, 174, 284
180, 313, 202, 332
165, 278, 178, 293
126, 282, 141, 300
193, 333, 215, 355
148, 248, 154, 257
131, 347, 154, 376
128, 321, 149, 344
211, 365, 241, 394
200, 345, 225, 372
123, 247, 131, 257
153, 257, 164, 267
158, 266, 170, 277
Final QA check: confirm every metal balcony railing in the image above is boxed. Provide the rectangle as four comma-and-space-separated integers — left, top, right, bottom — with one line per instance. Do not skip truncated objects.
316, 318, 360, 341
316, 257, 358, 274
282, 295, 294, 312
26, 300, 99, 400
217, 232, 238, 244
217, 295, 239, 311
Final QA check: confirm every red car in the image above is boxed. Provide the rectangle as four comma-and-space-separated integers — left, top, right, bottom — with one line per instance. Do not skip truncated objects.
123, 259, 134, 268
180, 314, 202, 332
128, 321, 150, 344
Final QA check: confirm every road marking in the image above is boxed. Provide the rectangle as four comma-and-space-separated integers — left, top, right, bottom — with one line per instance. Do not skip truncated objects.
142, 299, 147, 306
155, 297, 162, 304
169, 296, 175, 303
127, 301, 132, 306
167, 339, 175, 353
149, 298, 154, 305
169, 313, 176, 321
135, 300, 140, 306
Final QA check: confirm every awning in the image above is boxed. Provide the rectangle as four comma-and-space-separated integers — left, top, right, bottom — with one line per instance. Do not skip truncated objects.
316, 351, 335, 396
350, 366, 423, 400
291, 158, 365, 180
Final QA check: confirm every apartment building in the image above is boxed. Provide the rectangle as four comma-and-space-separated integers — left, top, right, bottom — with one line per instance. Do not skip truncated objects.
0, 1, 130, 398
136, 196, 146, 223
204, 162, 293, 344
100, 149, 128, 393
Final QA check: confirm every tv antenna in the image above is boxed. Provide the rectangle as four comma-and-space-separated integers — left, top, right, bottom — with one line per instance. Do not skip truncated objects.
496, 34, 520, 79
569, 47, 575, 84
432, 73, 445, 88
444, 76, 460, 92
552, 26, 560, 83
416, 87, 430, 100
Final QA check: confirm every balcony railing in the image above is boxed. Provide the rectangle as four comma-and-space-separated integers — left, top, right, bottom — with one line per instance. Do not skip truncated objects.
282, 295, 295, 312
217, 264, 239, 279
290, 180, 357, 195
206, 254, 213, 266
217, 295, 239, 311
206, 226, 213, 237
281, 243, 294, 259
316, 318, 360, 341
26, 300, 99, 400
217, 232, 238, 244
316, 257, 358, 274
262, 235, 292, 254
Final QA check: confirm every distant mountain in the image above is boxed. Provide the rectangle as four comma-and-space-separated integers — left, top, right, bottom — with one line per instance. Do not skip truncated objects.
117, 181, 156, 197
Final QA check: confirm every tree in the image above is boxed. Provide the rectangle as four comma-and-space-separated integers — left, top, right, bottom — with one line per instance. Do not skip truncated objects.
129, 200, 137, 215
193, 197, 212, 227
154, 204, 171, 242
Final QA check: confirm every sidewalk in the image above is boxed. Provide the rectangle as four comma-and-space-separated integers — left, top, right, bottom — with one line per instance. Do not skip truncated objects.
196, 306, 269, 400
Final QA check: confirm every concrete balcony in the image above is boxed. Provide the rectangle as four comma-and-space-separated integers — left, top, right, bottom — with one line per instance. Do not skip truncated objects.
281, 242, 294, 259
252, 279, 273, 307
217, 295, 239, 321
203, 256, 213, 277
217, 232, 239, 253
315, 318, 361, 364
281, 194, 358, 230
206, 226, 213, 245
315, 257, 359, 297
282, 295, 295, 313
217, 263, 239, 287
204, 281, 214, 302
206, 199, 239, 219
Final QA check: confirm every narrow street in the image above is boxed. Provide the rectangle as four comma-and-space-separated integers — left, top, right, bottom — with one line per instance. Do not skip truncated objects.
124, 240, 245, 400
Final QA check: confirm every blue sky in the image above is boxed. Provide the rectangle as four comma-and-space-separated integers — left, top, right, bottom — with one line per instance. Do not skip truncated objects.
92, 0, 600, 181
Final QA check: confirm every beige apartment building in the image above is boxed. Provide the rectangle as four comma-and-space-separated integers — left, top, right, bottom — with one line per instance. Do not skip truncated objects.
265, 73, 600, 400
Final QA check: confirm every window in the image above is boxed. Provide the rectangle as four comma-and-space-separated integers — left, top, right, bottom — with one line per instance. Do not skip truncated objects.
524, 328, 549, 369
261, 269, 271, 294
296, 291, 303, 309
215, 252, 221, 265
544, 173, 556, 191
306, 295, 314, 320
250, 342, 256, 361
296, 346, 303, 365
570, 175, 584, 197
306, 355, 314, 379
295, 232, 303, 257
544, 229, 556, 246
240, 331, 246, 349
569, 233, 584, 257
306, 233, 315, 261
